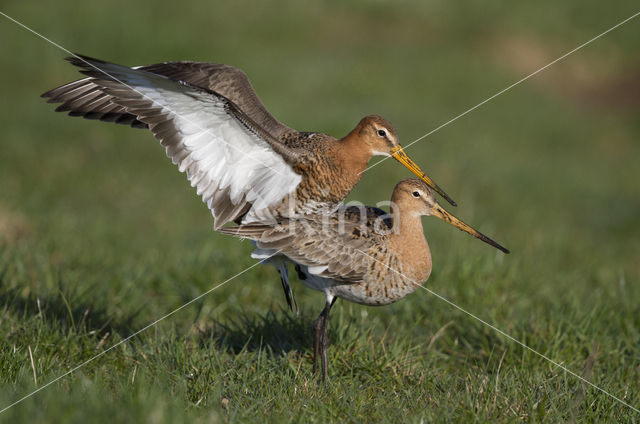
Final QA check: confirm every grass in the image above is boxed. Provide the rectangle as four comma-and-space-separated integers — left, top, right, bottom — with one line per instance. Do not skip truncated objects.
1, 0, 639, 422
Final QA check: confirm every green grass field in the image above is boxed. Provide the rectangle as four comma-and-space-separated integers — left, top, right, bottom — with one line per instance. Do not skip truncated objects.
1, 1, 639, 422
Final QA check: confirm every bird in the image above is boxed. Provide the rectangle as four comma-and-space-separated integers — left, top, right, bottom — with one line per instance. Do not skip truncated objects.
42, 54, 457, 312
220, 178, 509, 381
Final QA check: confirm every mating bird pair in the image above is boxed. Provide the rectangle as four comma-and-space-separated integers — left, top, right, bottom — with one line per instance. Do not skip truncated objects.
43, 55, 509, 381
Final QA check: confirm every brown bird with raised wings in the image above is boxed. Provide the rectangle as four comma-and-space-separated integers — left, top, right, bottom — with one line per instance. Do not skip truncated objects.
43, 55, 457, 311
43, 55, 455, 228
221, 179, 509, 381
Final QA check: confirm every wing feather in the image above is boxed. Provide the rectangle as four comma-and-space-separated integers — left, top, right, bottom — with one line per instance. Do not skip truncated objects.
219, 210, 391, 283
42, 61, 294, 138
60, 55, 302, 228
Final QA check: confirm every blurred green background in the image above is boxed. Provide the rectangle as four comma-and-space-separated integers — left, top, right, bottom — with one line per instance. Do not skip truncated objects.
1, 1, 639, 422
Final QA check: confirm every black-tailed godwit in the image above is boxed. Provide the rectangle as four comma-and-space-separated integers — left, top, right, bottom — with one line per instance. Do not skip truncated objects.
42, 55, 456, 231
43, 55, 460, 313
221, 179, 509, 381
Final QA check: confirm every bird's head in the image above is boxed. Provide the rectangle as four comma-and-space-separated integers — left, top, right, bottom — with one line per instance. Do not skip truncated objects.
392, 179, 510, 254
354, 115, 456, 206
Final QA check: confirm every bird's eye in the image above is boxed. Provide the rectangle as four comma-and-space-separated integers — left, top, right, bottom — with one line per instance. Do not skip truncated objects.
377, 129, 387, 137
412, 191, 420, 198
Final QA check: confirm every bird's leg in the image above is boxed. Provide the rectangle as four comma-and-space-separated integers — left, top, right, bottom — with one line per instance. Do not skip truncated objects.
312, 297, 335, 382
278, 268, 297, 313
319, 313, 330, 382
273, 260, 297, 314
312, 315, 321, 375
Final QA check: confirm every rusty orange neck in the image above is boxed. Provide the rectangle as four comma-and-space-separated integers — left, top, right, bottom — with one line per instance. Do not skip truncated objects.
335, 130, 374, 187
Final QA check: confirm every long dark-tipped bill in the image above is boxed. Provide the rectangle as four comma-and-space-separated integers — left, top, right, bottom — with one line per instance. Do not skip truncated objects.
430, 204, 510, 253
390, 146, 457, 207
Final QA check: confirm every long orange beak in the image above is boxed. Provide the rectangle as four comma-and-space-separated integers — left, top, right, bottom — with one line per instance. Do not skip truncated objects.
430, 203, 510, 253
391, 146, 457, 206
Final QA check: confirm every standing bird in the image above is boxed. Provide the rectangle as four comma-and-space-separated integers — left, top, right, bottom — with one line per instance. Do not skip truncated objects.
42, 55, 456, 312
220, 179, 509, 381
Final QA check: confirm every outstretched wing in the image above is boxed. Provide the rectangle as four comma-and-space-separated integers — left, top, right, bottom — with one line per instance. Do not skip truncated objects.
220, 208, 392, 283
42, 60, 294, 139
50, 55, 302, 228
141, 62, 294, 139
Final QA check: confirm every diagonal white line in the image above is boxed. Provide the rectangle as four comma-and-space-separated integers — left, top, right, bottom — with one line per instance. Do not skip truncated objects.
0, 251, 280, 414
0, 9, 289, 414
356, 248, 640, 414
0, 10, 285, 178
361, 10, 640, 176
3, 3, 638, 415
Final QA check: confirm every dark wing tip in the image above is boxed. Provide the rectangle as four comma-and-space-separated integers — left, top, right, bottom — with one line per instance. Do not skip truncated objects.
65, 53, 105, 69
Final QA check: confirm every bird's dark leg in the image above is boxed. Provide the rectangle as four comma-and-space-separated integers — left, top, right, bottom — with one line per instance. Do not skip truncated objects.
312, 297, 336, 382
278, 269, 297, 313
312, 312, 323, 375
